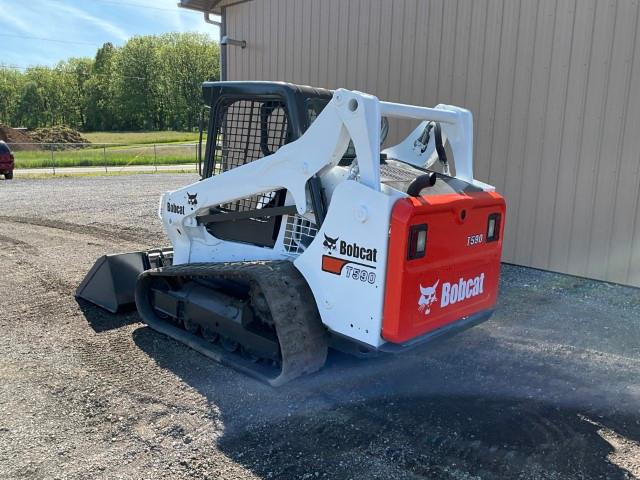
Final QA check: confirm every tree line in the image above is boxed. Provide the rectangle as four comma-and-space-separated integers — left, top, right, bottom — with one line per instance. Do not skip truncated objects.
0, 32, 220, 132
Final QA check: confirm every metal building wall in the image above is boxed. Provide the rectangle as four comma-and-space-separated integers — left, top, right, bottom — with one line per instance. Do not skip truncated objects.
225, 0, 640, 287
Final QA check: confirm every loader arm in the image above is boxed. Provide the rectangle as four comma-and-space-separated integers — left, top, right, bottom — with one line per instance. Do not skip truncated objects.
162, 89, 472, 265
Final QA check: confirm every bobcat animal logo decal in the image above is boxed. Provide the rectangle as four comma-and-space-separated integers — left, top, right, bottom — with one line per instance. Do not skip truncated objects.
323, 234, 339, 253
418, 280, 439, 315
186, 192, 198, 206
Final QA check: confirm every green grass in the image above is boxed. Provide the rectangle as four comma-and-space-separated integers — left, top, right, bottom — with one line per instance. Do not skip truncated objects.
83, 131, 203, 145
16, 169, 197, 179
14, 143, 199, 168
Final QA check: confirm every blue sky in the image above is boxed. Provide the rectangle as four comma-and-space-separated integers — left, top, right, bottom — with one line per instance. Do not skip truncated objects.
1, 0, 220, 68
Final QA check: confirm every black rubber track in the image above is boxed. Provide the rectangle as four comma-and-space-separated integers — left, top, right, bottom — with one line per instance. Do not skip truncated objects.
135, 261, 328, 386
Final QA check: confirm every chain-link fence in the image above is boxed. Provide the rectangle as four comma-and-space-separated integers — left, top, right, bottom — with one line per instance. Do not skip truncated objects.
7, 142, 200, 174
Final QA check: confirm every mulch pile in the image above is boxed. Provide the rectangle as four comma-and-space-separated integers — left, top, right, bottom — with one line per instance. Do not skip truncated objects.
0, 124, 91, 151
30, 126, 90, 150
0, 124, 36, 151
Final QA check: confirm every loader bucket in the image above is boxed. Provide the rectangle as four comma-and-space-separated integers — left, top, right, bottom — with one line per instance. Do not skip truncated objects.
76, 249, 173, 313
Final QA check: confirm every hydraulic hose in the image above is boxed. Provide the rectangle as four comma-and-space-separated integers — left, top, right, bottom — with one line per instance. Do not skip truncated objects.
407, 172, 438, 196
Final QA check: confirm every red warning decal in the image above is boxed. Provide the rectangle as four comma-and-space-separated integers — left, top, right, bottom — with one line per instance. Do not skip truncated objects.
321, 255, 349, 275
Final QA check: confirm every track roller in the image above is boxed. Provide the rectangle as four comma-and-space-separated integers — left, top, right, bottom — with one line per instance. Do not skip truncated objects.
135, 261, 328, 386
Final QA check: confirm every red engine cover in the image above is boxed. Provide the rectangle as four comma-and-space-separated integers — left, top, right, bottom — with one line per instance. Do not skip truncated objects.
382, 191, 506, 344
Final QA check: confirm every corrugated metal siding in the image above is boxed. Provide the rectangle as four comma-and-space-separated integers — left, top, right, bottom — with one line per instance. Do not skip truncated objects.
226, 0, 640, 287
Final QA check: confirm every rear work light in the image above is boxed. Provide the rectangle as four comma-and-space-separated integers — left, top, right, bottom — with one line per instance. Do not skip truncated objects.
407, 224, 427, 260
487, 213, 501, 242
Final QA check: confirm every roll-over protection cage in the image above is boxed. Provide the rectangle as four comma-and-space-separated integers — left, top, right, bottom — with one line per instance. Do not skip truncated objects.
199, 82, 333, 247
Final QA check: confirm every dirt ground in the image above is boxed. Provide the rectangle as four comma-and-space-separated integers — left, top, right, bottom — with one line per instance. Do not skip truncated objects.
0, 174, 639, 480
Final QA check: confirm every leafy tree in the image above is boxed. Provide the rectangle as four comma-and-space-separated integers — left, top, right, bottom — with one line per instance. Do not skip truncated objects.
158, 33, 220, 130
85, 43, 117, 131
0, 69, 25, 124
58, 58, 93, 128
0, 32, 220, 132
16, 81, 46, 128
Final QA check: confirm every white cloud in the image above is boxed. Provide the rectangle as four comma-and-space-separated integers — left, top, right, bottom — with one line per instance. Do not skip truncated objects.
47, 1, 129, 42
0, 0, 219, 67
0, 1, 39, 35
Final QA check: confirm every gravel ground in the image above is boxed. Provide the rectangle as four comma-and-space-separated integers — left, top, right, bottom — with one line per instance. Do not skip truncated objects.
0, 174, 639, 480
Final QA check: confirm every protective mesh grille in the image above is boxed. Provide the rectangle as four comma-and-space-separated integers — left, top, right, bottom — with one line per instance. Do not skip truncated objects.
212, 98, 289, 212
380, 160, 425, 181
283, 215, 318, 255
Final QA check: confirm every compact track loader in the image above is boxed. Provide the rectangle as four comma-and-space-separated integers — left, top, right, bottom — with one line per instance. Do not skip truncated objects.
77, 82, 506, 386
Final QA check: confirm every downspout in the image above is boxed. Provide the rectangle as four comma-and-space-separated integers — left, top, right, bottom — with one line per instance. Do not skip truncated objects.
204, 9, 226, 81
220, 7, 227, 81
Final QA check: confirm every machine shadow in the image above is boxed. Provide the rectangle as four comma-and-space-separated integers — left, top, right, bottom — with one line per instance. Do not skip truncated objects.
215, 395, 639, 480
76, 299, 140, 333
130, 325, 640, 480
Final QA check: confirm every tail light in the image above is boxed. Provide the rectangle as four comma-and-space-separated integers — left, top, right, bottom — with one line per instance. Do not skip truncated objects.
407, 224, 427, 260
487, 213, 501, 242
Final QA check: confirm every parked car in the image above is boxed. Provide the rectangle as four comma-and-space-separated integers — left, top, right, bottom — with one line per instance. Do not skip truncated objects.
0, 141, 15, 179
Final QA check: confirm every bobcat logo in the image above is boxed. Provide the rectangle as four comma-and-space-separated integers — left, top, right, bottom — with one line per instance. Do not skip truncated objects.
323, 234, 339, 253
418, 280, 439, 315
186, 192, 198, 206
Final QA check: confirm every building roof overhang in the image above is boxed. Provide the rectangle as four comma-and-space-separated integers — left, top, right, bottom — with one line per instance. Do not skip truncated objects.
178, 0, 254, 15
